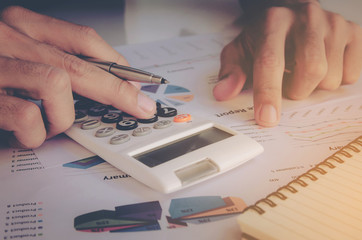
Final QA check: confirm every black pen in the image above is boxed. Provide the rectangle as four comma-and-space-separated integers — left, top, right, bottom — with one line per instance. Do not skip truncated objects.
82, 57, 169, 84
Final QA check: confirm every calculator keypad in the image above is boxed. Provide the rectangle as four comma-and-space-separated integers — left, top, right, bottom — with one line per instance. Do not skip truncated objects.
74, 99, 191, 145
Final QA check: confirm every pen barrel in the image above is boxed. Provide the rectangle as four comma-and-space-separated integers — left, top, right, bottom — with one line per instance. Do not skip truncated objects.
81, 56, 164, 84
110, 65, 162, 84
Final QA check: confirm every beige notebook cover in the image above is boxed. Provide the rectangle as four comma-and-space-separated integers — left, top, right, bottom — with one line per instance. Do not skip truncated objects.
238, 135, 362, 240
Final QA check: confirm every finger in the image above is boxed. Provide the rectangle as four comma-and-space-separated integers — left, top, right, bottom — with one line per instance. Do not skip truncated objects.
0, 57, 74, 139
0, 95, 46, 148
342, 22, 362, 85
0, 24, 155, 119
253, 7, 294, 127
287, 3, 328, 99
318, 13, 347, 90
214, 40, 247, 101
1, 6, 127, 65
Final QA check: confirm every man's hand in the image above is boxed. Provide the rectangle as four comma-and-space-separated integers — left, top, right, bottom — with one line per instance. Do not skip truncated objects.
214, 1, 362, 127
0, 6, 156, 148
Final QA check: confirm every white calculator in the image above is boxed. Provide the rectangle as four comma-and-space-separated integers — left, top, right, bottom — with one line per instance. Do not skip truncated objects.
65, 97, 264, 193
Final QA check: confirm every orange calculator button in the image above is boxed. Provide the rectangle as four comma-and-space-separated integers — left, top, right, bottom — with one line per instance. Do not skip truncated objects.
173, 114, 192, 123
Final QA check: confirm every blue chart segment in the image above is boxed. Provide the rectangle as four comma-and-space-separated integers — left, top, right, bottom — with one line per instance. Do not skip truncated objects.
166, 196, 247, 228
141, 84, 194, 107
63, 156, 105, 169
74, 201, 162, 233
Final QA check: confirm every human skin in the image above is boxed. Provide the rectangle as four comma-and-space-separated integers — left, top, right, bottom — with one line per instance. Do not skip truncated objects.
214, 1, 362, 127
0, 6, 156, 148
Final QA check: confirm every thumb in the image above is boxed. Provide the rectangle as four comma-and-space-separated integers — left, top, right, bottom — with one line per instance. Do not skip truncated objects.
214, 39, 248, 101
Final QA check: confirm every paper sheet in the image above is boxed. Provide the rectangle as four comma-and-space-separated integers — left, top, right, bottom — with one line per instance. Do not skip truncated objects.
0, 34, 361, 240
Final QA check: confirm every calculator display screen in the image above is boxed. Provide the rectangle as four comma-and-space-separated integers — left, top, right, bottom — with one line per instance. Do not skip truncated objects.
133, 127, 233, 167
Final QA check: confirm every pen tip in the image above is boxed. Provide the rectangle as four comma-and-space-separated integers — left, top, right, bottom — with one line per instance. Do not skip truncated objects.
161, 78, 170, 84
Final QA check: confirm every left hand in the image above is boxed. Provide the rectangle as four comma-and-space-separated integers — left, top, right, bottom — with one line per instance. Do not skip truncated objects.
213, 1, 362, 127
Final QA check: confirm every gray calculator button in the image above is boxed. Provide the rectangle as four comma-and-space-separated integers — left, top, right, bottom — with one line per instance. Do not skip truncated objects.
132, 127, 152, 137
81, 119, 101, 130
95, 127, 115, 138
110, 134, 130, 145
74, 110, 88, 123
154, 120, 172, 129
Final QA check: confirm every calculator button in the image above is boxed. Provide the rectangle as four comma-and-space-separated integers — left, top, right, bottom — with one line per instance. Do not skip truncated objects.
174, 114, 192, 123
110, 134, 130, 145
154, 120, 172, 129
101, 112, 123, 123
81, 119, 101, 130
75, 99, 96, 110
157, 107, 177, 117
95, 127, 115, 138
137, 115, 158, 124
116, 119, 138, 130
74, 111, 88, 123
132, 127, 152, 137
107, 105, 119, 111
88, 105, 109, 116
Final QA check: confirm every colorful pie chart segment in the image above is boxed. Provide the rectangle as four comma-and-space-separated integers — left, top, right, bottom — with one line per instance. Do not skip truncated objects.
166, 196, 247, 228
74, 201, 162, 233
141, 84, 194, 107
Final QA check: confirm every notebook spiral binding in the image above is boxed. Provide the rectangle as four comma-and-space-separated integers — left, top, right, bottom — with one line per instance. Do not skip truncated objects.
246, 135, 362, 215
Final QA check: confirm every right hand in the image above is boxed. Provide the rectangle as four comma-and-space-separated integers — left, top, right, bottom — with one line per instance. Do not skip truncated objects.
0, 6, 156, 148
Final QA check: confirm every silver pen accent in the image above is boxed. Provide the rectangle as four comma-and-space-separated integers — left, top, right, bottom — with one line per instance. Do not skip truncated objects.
82, 57, 169, 84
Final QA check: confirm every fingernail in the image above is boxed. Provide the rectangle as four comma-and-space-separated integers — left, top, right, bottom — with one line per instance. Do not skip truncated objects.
137, 92, 156, 114
259, 104, 278, 125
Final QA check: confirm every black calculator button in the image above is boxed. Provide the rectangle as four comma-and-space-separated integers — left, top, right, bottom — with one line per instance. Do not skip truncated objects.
107, 105, 119, 111
74, 110, 88, 123
88, 105, 109, 116
101, 112, 123, 123
157, 107, 177, 117
75, 99, 96, 110
137, 114, 158, 124
116, 119, 138, 130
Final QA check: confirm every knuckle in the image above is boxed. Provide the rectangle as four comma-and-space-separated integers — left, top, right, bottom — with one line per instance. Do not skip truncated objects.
13, 102, 42, 130
328, 13, 345, 31
62, 54, 91, 78
0, 22, 18, 41
76, 25, 100, 46
349, 22, 362, 40
255, 49, 282, 70
302, 62, 327, 81
111, 78, 130, 100
300, 1, 321, 15
254, 82, 281, 98
44, 67, 71, 95
265, 7, 291, 21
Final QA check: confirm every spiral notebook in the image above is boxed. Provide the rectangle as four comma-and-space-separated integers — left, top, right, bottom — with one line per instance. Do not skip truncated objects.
238, 135, 362, 240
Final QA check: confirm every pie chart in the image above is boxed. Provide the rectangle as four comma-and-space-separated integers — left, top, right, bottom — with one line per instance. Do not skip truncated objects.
141, 84, 194, 107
